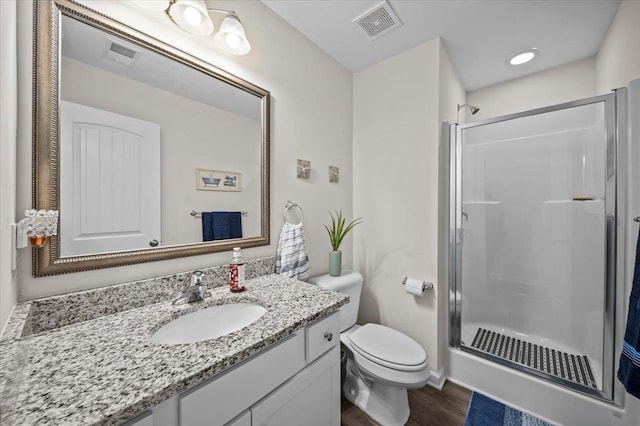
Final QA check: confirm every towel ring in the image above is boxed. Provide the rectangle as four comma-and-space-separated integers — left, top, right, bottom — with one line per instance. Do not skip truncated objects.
283, 201, 304, 225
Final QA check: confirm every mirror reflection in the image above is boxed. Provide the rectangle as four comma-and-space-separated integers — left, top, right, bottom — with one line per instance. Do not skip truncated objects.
58, 15, 263, 257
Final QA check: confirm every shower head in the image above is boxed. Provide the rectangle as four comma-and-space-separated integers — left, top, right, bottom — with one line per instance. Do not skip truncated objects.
457, 103, 480, 115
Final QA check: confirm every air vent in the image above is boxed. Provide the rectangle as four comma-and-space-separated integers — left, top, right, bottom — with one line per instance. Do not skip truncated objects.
109, 42, 137, 59
103, 40, 140, 66
353, 1, 402, 41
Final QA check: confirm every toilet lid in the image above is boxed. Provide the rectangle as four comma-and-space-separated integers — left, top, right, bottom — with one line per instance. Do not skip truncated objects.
349, 324, 427, 371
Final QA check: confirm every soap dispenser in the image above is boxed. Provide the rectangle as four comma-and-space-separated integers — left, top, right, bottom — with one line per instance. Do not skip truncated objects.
229, 247, 246, 292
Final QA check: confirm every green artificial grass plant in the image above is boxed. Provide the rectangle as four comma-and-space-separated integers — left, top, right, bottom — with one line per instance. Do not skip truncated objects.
324, 211, 363, 252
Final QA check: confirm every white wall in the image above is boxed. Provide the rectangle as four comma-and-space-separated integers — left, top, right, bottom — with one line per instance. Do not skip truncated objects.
16, 0, 353, 299
0, 0, 18, 331
62, 58, 262, 245
467, 57, 596, 122
596, 0, 640, 94
354, 38, 463, 375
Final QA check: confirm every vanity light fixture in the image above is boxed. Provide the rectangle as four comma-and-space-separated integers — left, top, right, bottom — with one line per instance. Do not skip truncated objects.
507, 48, 539, 65
135, 0, 251, 55
213, 11, 251, 55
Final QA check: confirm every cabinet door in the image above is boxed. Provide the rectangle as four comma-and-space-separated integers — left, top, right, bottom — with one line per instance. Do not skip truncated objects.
251, 346, 340, 426
180, 332, 305, 426
225, 410, 251, 426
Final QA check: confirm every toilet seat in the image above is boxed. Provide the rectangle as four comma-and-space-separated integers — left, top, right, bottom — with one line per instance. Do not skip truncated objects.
347, 341, 430, 388
350, 324, 428, 372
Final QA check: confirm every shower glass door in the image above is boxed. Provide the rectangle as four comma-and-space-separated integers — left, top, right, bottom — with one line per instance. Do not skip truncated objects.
450, 93, 618, 401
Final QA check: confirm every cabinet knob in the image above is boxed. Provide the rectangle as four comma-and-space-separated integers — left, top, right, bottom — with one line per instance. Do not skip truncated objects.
149, 239, 159, 247
324, 332, 333, 342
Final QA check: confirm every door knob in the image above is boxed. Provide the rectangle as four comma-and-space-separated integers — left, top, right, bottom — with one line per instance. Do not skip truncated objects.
324, 332, 333, 342
149, 239, 159, 247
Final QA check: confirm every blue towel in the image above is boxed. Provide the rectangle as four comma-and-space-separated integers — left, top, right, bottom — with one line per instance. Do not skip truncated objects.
201, 211, 243, 241
201, 212, 214, 242
211, 212, 230, 240
229, 211, 243, 239
618, 228, 640, 398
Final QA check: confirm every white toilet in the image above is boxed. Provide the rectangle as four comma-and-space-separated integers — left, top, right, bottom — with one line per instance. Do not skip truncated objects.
308, 270, 429, 426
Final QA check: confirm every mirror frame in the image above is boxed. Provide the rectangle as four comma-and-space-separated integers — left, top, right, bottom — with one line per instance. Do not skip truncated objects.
33, 0, 270, 276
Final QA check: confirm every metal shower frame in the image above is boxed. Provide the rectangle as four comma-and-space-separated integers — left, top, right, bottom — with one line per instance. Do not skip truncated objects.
447, 90, 628, 406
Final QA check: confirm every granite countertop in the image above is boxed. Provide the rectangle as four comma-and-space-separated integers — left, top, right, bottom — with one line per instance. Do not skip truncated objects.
0, 274, 348, 425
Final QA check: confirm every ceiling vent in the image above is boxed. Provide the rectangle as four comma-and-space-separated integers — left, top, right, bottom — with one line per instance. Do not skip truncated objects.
103, 40, 140, 66
353, 1, 402, 41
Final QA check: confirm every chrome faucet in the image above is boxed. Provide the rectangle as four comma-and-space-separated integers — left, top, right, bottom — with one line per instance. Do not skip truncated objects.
172, 271, 211, 305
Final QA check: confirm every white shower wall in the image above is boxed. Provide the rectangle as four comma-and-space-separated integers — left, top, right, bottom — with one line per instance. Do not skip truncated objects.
460, 102, 606, 370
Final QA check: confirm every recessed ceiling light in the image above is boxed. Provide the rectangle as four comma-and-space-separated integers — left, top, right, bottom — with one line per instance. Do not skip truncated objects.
507, 49, 539, 65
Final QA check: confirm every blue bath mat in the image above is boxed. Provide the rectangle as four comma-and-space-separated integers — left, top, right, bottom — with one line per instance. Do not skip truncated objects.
464, 392, 553, 426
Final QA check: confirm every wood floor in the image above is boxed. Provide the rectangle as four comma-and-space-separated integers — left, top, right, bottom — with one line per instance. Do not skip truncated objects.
341, 381, 472, 426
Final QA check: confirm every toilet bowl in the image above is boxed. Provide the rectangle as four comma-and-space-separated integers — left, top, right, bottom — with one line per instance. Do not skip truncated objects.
308, 271, 430, 426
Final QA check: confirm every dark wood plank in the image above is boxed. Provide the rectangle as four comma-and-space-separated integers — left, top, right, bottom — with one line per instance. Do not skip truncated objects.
341, 380, 472, 426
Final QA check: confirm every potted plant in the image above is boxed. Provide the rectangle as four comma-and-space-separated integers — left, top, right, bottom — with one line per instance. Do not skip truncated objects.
324, 211, 363, 277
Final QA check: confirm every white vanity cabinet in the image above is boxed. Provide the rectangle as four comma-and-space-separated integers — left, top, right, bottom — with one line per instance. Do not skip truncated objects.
126, 312, 340, 426
251, 346, 340, 426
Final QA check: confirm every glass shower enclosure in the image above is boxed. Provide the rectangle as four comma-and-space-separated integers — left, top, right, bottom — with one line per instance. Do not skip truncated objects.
448, 91, 627, 403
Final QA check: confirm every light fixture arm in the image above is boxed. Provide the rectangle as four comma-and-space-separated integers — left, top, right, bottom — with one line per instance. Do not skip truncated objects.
207, 8, 240, 21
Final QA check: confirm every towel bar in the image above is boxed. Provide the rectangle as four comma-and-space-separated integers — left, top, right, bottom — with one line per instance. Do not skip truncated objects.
190, 210, 248, 218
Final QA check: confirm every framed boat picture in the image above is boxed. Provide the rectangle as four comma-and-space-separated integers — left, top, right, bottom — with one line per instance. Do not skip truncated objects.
196, 168, 242, 192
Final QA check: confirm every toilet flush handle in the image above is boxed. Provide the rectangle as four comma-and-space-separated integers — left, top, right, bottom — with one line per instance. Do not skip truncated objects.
324, 332, 333, 342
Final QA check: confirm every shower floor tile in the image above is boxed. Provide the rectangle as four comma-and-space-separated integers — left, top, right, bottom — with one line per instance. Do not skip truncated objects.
470, 327, 598, 389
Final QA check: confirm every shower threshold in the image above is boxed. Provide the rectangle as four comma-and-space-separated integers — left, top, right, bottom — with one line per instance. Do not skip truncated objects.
468, 327, 598, 391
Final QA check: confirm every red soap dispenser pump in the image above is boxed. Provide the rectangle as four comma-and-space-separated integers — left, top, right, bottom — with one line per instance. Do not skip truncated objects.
229, 247, 246, 292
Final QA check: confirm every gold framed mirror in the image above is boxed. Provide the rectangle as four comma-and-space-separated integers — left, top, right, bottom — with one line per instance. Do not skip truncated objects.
33, 0, 270, 276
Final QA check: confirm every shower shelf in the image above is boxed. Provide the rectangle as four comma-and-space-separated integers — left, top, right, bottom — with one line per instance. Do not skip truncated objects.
543, 199, 603, 204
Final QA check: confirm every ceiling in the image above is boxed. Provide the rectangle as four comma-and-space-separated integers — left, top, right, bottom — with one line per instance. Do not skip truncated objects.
61, 14, 261, 120
261, 0, 621, 91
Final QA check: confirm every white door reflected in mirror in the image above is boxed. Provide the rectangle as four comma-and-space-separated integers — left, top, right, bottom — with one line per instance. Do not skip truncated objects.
60, 101, 161, 257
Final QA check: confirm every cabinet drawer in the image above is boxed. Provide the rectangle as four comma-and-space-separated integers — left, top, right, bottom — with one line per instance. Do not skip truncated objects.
180, 332, 305, 426
306, 312, 340, 363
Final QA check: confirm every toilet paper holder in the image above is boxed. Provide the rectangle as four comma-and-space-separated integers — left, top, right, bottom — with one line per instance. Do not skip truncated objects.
401, 277, 434, 291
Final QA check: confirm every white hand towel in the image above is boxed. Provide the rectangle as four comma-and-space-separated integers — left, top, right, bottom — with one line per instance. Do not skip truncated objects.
275, 222, 310, 280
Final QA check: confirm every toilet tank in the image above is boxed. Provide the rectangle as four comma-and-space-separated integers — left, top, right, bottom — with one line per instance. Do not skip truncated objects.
308, 270, 363, 332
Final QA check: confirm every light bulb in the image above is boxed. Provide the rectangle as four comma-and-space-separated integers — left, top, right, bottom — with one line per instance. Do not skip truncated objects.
184, 6, 202, 26
510, 52, 534, 65
225, 33, 241, 49
508, 49, 538, 66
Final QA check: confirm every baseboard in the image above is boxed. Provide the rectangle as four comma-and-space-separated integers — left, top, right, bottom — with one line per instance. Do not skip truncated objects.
426, 367, 446, 390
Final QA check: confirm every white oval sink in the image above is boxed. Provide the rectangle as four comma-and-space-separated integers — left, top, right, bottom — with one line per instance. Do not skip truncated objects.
151, 303, 267, 345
